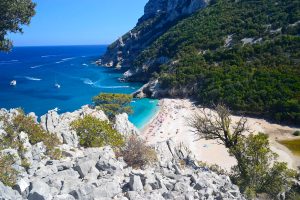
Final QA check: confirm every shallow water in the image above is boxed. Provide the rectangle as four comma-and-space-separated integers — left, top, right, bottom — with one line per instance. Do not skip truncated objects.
0, 45, 158, 128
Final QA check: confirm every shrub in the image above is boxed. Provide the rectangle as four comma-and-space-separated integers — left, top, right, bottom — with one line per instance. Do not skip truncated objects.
116, 136, 157, 168
0, 109, 61, 160
70, 115, 124, 148
293, 131, 300, 136
92, 93, 133, 120
0, 154, 18, 187
230, 133, 297, 199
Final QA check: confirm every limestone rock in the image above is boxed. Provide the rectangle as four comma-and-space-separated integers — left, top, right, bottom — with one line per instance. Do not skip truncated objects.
0, 181, 22, 200
40, 105, 108, 147
129, 175, 144, 192
31, 142, 47, 161
74, 157, 97, 178
53, 194, 75, 200
28, 180, 53, 200
114, 113, 139, 136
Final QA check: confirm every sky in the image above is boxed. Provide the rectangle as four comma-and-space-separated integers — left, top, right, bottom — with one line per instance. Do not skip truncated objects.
9, 0, 148, 46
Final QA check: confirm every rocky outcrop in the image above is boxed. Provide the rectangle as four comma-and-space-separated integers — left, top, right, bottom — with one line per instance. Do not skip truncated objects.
133, 79, 165, 98
114, 113, 140, 136
98, 0, 210, 76
142, 0, 209, 23
0, 140, 245, 200
40, 105, 108, 147
0, 107, 245, 199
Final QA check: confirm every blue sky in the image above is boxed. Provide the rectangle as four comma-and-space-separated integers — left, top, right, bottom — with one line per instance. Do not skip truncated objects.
10, 0, 148, 46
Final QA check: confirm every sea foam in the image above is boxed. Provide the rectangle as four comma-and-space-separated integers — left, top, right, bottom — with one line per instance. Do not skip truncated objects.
24, 76, 42, 81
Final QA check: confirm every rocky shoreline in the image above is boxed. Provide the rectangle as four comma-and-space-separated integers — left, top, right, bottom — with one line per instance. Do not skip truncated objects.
0, 106, 245, 200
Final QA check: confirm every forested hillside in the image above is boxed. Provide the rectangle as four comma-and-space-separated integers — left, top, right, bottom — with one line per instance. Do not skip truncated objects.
130, 0, 300, 125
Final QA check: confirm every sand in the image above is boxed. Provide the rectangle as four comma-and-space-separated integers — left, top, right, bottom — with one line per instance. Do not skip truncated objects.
142, 99, 299, 171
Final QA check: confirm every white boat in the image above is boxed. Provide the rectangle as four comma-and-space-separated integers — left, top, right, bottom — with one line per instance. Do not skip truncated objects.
10, 80, 16, 86
54, 83, 61, 89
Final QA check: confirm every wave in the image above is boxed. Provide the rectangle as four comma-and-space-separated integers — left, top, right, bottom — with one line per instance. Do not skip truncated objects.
83, 79, 94, 85
41, 55, 57, 58
62, 57, 75, 61
30, 65, 43, 69
24, 76, 42, 81
82, 63, 88, 66
55, 57, 76, 64
0, 60, 20, 64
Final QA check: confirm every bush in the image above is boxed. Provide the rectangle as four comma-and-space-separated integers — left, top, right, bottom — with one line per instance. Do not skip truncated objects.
92, 93, 133, 120
0, 154, 18, 187
116, 136, 157, 168
70, 115, 124, 148
293, 131, 300, 136
230, 133, 297, 199
0, 109, 61, 160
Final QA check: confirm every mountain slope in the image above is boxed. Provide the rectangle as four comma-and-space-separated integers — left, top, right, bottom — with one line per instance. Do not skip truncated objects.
99, 0, 210, 68
102, 0, 300, 125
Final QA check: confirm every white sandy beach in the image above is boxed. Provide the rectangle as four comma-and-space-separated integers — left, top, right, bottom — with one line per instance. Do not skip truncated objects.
142, 99, 299, 171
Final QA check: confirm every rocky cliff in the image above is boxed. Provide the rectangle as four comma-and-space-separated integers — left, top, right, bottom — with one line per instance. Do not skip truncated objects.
98, 0, 209, 76
0, 107, 245, 200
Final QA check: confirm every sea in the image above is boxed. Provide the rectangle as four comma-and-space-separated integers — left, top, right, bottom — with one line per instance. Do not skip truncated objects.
0, 45, 158, 129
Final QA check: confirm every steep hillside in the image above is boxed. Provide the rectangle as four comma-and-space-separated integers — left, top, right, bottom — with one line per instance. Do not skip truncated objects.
98, 0, 210, 68
101, 0, 300, 125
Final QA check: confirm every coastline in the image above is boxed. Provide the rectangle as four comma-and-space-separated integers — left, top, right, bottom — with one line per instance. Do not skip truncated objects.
141, 98, 299, 171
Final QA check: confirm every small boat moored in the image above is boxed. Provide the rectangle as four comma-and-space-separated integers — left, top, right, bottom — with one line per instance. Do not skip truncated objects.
54, 83, 61, 89
10, 80, 17, 86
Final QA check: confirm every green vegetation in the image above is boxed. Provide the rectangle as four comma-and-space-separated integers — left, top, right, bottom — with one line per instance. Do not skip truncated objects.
70, 115, 124, 148
230, 133, 296, 199
93, 93, 133, 120
190, 104, 296, 198
116, 136, 157, 169
0, 109, 61, 162
133, 0, 300, 125
278, 139, 300, 156
0, 0, 36, 51
293, 130, 300, 136
0, 154, 18, 187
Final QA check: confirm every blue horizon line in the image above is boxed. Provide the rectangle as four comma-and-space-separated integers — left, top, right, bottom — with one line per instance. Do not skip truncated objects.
13, 44, 109, 48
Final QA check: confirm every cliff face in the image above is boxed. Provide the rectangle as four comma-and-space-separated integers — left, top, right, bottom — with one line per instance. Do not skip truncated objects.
98, 0, 209, 74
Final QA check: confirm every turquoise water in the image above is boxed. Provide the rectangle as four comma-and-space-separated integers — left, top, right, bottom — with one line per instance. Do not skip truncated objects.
129, 98, 159, 129
0, 45, 158, 128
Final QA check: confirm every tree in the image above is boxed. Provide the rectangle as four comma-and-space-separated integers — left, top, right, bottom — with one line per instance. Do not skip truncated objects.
189, 104, 250, 148
189, 104, 296, 198
230, 133, 296, 199
92, 93, 133, 120
70, 115, 124, 148
0, 0, 36, 51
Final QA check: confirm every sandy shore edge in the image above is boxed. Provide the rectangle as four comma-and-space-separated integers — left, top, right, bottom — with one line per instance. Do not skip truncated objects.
141, 98, 299, 171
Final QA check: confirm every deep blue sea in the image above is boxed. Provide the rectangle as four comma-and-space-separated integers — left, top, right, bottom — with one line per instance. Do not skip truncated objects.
0, 45, 158, 129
